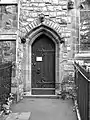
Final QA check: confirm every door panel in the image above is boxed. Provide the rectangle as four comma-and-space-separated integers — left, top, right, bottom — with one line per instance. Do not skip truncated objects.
31, 34, 55, 95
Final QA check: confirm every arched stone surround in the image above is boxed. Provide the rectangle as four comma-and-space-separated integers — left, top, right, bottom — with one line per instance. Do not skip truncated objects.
19, 18, 63, 39
21, 19, 64, 95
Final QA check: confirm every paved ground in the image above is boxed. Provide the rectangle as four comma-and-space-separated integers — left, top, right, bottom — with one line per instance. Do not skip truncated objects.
11, 98, 77, 120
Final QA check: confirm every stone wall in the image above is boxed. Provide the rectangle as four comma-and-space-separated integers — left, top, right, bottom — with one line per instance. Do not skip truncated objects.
0, 0, 80, 97
0, 0, 24, 101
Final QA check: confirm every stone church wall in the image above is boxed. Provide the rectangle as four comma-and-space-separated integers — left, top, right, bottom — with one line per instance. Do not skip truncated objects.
0, 0, 80, 100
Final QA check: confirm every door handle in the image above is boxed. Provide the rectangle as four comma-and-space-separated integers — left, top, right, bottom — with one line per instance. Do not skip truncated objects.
36, 68, 40, 74
32, 63, 36, 66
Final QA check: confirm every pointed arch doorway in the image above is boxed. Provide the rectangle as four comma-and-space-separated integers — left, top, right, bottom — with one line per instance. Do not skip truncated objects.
31, 34, 55, 95
23, 24, 63, 95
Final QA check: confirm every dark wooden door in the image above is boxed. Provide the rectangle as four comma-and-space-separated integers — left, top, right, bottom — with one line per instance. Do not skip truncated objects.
31, 34, 55, 95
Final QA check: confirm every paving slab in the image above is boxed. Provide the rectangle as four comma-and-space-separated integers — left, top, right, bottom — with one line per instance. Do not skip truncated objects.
11, 98, 77, 120
5, 112, 31, 120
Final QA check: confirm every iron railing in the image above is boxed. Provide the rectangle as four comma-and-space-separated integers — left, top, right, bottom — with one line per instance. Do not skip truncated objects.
0, 62, 12, 110
74, 62, 90, 120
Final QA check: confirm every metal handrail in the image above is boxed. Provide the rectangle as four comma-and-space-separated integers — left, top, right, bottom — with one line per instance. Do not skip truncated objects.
74, 63, 90, 82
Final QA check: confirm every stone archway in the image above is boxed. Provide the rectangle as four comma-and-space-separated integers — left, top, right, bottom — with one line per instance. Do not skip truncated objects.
21, 19, 64, 95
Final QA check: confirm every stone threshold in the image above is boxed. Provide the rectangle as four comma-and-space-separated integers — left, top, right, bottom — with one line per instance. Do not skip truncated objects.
23, 92, 58, 99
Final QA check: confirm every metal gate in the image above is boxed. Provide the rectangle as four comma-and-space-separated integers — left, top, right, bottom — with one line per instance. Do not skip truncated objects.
0, 62, 12, 107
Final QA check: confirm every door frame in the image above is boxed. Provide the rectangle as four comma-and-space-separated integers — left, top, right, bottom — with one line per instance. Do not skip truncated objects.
31, 34, 56, 95
24, 24, 61, 95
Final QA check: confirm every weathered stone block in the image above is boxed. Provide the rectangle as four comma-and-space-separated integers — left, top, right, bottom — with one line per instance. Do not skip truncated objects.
25, 25, 31, 32
51, 0, 59, 4
22, 0, 27, 2
47, 5, 54, 11
54, 5, 62, 11
57, 11, 67, 16
62, 32, 71, 38
35, 7, 42, 12
44, 0, 52, 3
63, 52, 68, 58
50, 11, 56, 17
42, 6, 47, 11
31, 12, 38, 17
26, 7, 34, 11
44, 11, 49, 16
61, 16, 67, 22
38, 3, 45, 7
59, 1, 67, 5
64, 64, 74, 71
67, 45, 71, 51
62, 5, 67, 10
6, 5, 16, 14
56, 18, 60, 23
22, 3, 29, 7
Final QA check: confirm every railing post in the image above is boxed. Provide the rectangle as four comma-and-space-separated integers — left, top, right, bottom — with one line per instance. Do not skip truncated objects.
74, 62, 90, 120
87, 81, 89, 120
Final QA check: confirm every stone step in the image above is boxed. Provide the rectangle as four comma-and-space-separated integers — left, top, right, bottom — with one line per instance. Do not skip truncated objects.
23, 95, 59, 99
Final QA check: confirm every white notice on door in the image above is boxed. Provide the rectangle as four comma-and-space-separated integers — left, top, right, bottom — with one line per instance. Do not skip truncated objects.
36, 57, 42, 61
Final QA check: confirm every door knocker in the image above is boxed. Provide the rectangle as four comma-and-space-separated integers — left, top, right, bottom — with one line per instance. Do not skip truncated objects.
36, 68, 40, 74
